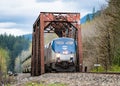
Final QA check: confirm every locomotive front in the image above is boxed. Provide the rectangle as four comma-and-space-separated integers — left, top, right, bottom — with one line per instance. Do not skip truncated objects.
51, 37, 77, 71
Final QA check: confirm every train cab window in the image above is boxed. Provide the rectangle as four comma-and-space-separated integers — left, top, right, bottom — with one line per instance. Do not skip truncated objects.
65, 41, 74, 45
55, 41, 64, 44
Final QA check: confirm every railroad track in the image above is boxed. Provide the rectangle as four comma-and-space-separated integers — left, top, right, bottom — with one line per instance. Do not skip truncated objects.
82, 72, 120, 75
12, 72, 120, 86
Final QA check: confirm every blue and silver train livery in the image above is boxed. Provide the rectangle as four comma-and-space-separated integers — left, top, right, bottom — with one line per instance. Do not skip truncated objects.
44, 37, 77, 72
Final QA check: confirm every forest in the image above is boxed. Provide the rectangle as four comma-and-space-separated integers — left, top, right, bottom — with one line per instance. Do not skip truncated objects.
0, 34, 30, 76
82, 0, 120, 72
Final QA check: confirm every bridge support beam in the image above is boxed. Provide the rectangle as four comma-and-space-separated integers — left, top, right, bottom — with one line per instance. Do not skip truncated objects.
77, 26, 83, 72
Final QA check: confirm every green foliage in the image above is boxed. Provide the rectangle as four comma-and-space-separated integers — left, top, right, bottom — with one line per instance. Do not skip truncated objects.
0, 48, 9, 85
0, 48, 9, 73
91, 65, 120, 72
24, 82, 67, 86
0, 34, 30, 72
25, 82, 43, 86
91, 66, 105, 72
105, 0, 120, 67
5, 84, 11, 86
109, 65, 120, 72
91, 0, 120, 71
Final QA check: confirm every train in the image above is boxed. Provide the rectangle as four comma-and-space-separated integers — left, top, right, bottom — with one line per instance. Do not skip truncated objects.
22, 37, 77, 73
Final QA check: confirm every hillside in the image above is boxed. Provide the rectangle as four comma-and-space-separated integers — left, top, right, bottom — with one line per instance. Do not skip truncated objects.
80, 11, 100, 24
23, 34, 32, 41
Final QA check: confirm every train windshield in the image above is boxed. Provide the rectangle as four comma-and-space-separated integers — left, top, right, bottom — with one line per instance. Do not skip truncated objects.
52, 38, 76, 54
55, 41, 74, 45
65, 41, 73, 45
55, 41, 64, 44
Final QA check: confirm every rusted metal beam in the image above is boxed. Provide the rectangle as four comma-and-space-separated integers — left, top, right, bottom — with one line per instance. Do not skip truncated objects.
77, 25, 83, 72
31, 25, 37, 76
40, 13, 45, 74
36, 23, 40, 75
40, 12, 80, 14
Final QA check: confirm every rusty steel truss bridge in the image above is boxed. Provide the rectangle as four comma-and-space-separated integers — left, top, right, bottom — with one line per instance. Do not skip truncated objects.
31, 12, 83, 76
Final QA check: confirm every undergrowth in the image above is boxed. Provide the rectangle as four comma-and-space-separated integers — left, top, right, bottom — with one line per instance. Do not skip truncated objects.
91, 65, 120, 72
24, 82, 67, 86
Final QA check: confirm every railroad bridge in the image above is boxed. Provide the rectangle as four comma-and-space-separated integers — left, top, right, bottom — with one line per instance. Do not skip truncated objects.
31, 12, 83, 76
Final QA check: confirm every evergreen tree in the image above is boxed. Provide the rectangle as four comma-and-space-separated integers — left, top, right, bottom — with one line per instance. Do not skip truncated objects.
92, 7, 95, 19
86, 14, 90, 22
0, 34, 30, 72
0, 48, 9, 83
106, 0, 120, 66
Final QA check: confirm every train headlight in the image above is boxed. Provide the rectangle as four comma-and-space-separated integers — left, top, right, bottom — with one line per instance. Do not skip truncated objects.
56, 53, 60, 57
70, 55, 74, 57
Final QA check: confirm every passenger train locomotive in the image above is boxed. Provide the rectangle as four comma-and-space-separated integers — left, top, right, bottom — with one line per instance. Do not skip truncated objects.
44, 37, 77, 72
22, 37, 77, 73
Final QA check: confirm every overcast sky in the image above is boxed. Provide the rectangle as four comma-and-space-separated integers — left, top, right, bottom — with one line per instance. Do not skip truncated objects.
0, 0, 107, 36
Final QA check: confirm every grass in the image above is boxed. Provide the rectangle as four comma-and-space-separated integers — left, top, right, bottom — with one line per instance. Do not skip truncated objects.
108, 65, 120, 72
91, 65, 120, 72
24, 82, 67, 86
